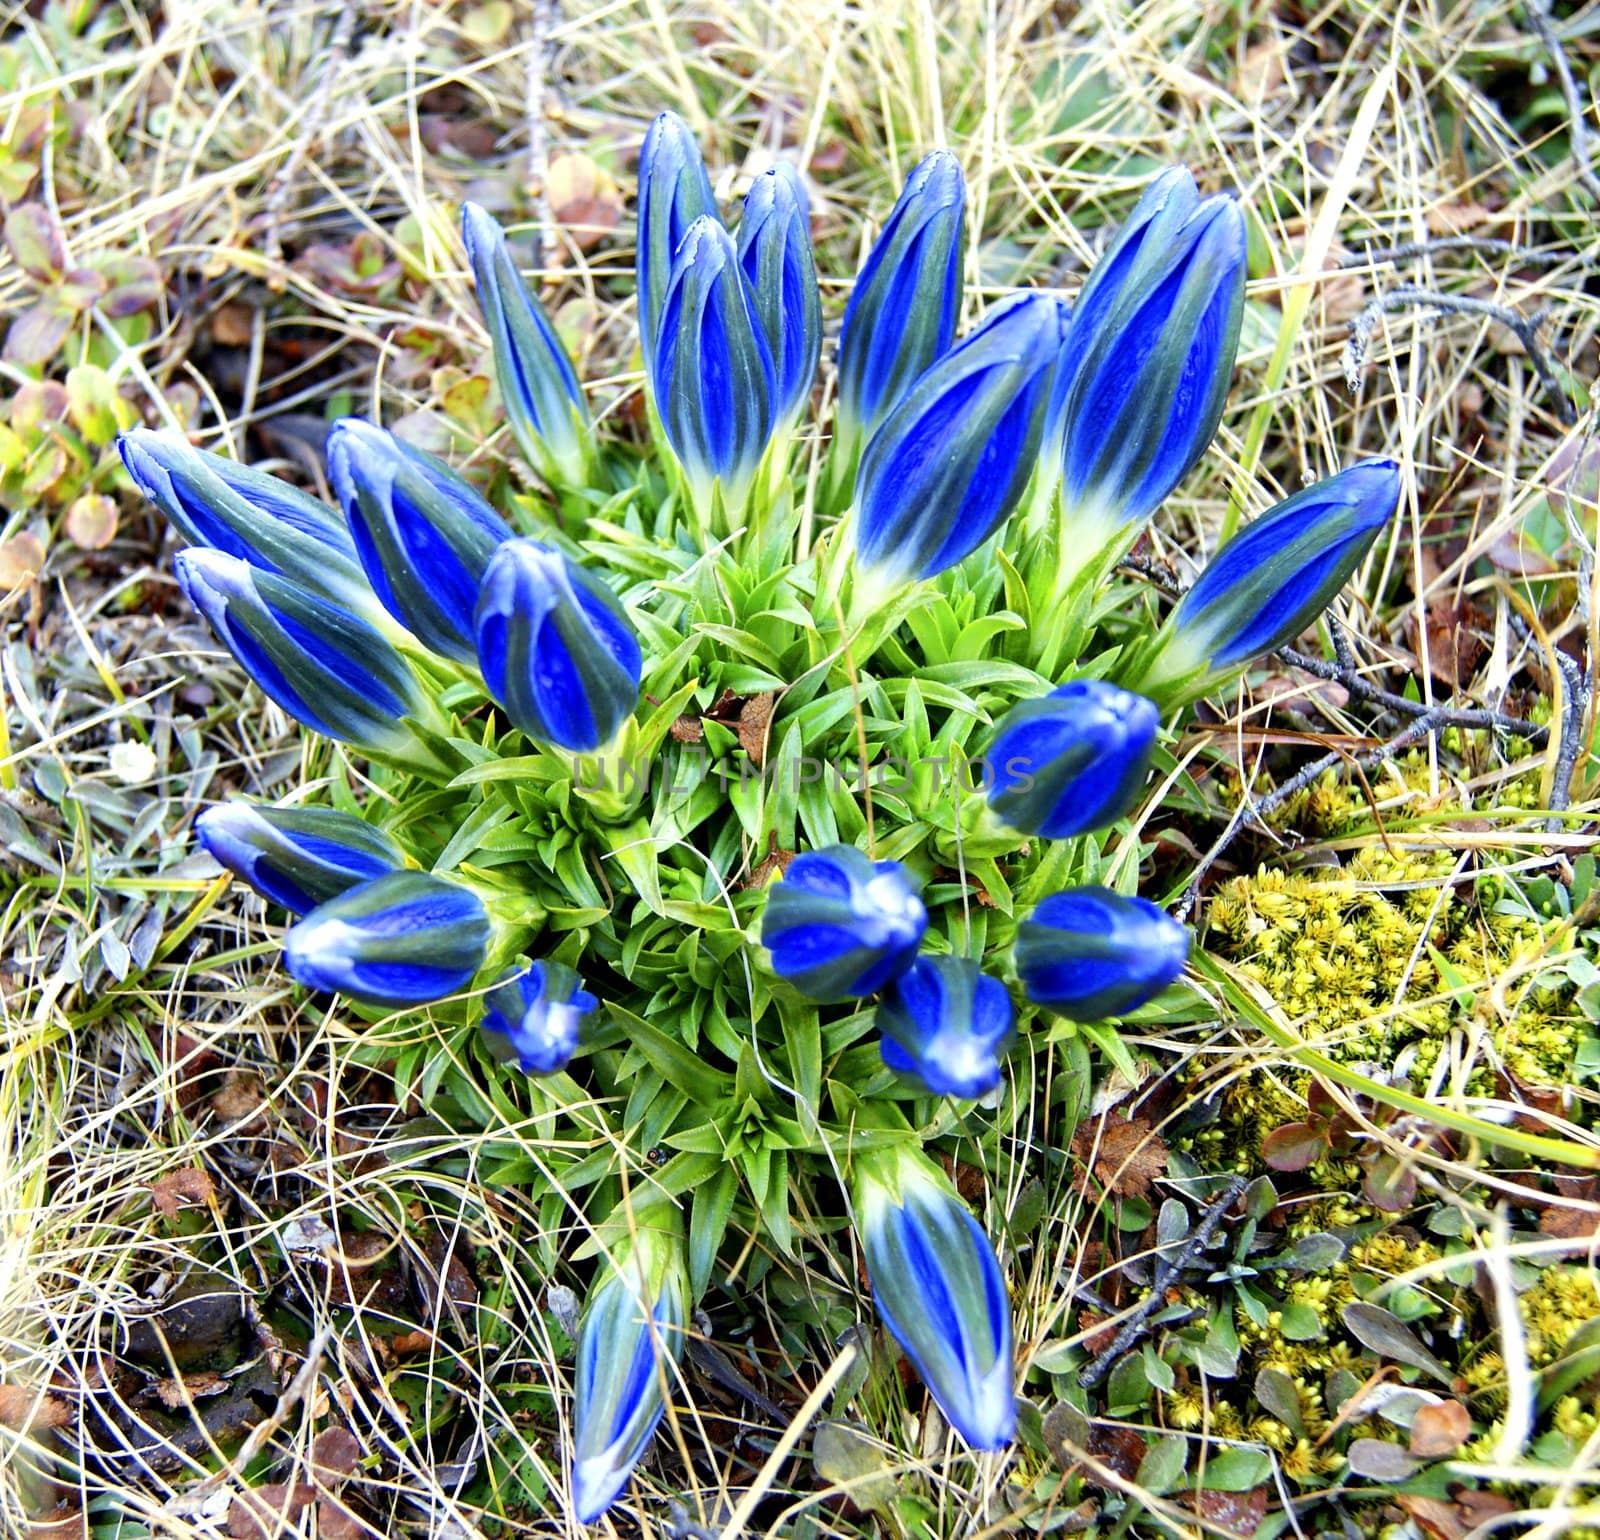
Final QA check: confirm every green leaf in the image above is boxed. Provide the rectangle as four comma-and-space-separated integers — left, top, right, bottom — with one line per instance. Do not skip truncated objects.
1136, 1433, 1188, 1495
689, 1162, 738, 1297
1196, 1445, 1272, 1491
605, 1002, 730, 1106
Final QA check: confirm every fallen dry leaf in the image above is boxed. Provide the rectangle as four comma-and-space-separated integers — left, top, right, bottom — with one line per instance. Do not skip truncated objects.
1072, 1115, 1169, 1200
148, 1167, 216, 1221
65, 494, 117, 550
546, 152, 622, 251
1408, 1398, 1472, 1457
1398, 1490, 1517, 1540
1185, 1486, 1270, 1537
0, 1383, 71, 1431
311, 1425, 362, 1483
0, 532, 45, 590
153, 1371, 229, 1409
737, 691, 775, 767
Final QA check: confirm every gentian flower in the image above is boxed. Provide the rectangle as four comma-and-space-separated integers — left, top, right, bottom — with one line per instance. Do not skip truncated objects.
328, 417, 512, 666
737, 163, 820, 431
636, 110, 718, 375
833, 150, 966, 470
1048, 167, 1247, 555
474, 536, 642, 753
1014, 887, 1190, 1021
481, 959, 597, 1075
985, 679, 1160, 838
119, 428, 372, 613
173, 548, 427, 755
854, 292, 1066, 584
461, 202, 593, 488
877, 956, 1015, 1098
760, 845, 926, 1002
1143, 459, 1402, 693
195, 802, 406, 914
854, 1147, 1015, 1450
283, 870, 491, 1005
651, 214, 777, 522
572, 1210, 690, 1524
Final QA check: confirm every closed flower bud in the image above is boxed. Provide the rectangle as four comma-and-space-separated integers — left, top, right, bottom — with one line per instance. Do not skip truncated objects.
572, 1209, 690, 1524
636, 110, 718, 375
877, 956, 1015, 1099
481, 959, 597, 1075
985, 679, 1159, 839
195, 802, 405, 914
1149, 459, 1402, 690
854, 1147, 1015, 1450
855, 292, 1065, 583
461, 202, 593, 488
328, 417, 512, 666
118, 428, 372, 613
474, 537, 642, 752
737, 163, 820, 431
283, 870, 491, 1005
174, 548, 426, 754
760, 844, 926, 1002
1015, 887, 1190, 1021
834, 151, 966, 465
1051, 168, 1246, 547
651, 214, 777, 521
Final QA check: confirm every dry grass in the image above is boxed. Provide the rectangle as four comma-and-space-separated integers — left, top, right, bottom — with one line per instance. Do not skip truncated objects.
1, 0, 1597, 1535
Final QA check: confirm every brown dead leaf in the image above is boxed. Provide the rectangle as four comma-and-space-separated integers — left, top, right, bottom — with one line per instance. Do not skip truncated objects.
0, 1383, 71, 1431
227, 1483, 316, 1540
148, 1167, 216, 1221
1071, 1115, 1169, 1200
1408, 1398, 1472, 1457
1404, 599, 1487, 690
422, 1230, 479, 1311
1398, 1490, 1516, 1540
210, 303, 255, 347
545, 152, 622, 251
1185, 1487, 1270, 1537
211, 1070, 268, 1128
310, 1425, 362, 1483
737, 692, 775, 766
317, 1498, 365, 1540
746, 843, 795, 890
0, 532, 45, 590
152, 1371, 229, 1409
1540, 1204, 1600, 1240
668, 714, 704, 744
1081, 1422, 1147, 1486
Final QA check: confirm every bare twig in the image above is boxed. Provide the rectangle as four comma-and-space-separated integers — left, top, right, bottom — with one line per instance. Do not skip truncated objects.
1344, 283, 1577, 423
1077, 1178, 1245, 1388
1175, 715, 1439, 921
1547, 646, 1592, 826
525, 0, 560, 269
1526, 0, 1600, 204
1337, 236, 1579, 271
260, 3, 360, 279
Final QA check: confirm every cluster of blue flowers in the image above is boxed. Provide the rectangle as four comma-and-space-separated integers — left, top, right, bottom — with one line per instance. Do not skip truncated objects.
119, 110, 1402, 1523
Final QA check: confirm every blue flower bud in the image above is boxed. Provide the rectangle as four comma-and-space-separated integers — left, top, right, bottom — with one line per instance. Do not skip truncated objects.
572, 1210, 689, 1524
327, 417, 512, 666
118, 428, 372, 612
174, 548, 426, 753
636, 110, 718, 375
835, 151, 966, 459
877, 956, 1015, 1099
474, 537, 642, 752
1052, 168, 1247, 541
854, 1148, 1015, 1450
760, 844, 926, 1002
985, 679, 1160, 839
651, 214, 777, 521
1015, 887, 1190, 1022
195, 801, 405, 915
1155, 459, 1402, 684
855, 292, 1065, 583
461, 202, 593, 487
737, 163, 820, 431
283, 870, 491, 1005
481, 959, 597, 1075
